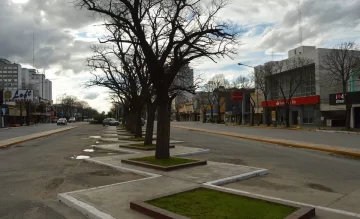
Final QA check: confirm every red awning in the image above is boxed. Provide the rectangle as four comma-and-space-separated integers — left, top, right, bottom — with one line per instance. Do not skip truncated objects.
262, 95, 320, 107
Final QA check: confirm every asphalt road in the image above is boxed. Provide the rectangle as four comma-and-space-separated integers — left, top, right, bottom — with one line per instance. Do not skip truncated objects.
170, 127, 360, 218
172, 122, 360, 149
0, 125, 141, 219
0, 123, 82, 140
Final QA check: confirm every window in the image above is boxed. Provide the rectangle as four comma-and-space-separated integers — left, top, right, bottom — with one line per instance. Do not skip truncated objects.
303, 107, 314, 124
13, 67, 17, 69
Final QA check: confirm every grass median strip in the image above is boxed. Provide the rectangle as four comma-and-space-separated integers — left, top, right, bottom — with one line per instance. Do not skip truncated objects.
130, 156, 198, 167
146, 188, 297, 219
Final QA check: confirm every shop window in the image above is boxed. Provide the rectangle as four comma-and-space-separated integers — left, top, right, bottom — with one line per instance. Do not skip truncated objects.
303, 108, 314, 124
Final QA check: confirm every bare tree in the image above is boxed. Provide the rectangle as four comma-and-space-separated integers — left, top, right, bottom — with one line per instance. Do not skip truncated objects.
60, 95, 78, 118
273, 57, 313, 127
254, 62, 276, 126
174, 93, 188, 121
320, 42, 360, 129
232, 75, 252, 89
194, 92, 209, 123
76, 0, 240, 159
204, 74, 229, 123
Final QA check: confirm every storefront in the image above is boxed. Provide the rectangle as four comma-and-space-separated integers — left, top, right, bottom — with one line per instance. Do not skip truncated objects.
329, 91, 360, 128
262, 95, 320, 126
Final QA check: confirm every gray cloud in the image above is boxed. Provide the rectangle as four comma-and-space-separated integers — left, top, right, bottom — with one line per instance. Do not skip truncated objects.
0, 0, 100, 73
84, 92, 100, 100
258, 0, 360, 53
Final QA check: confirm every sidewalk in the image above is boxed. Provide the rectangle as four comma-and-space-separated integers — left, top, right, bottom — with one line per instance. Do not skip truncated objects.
58, 143, 267, 219
171, 123, 360, 157
0, 126, 76, 149
57, 126, 360, 219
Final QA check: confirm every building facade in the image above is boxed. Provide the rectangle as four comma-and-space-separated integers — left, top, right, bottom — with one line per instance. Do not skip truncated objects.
0, 58, 53, 126
257, 46, 360, 128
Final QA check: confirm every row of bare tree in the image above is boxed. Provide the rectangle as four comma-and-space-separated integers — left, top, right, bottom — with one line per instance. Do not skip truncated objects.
57, 95, 98, 119
76, 0, 241, 158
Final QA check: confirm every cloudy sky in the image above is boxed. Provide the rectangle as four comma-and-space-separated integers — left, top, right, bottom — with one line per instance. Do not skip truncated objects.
1, 0, 360, 112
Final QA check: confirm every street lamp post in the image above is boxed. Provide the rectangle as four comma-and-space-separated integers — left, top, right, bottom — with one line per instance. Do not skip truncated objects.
238, 63, 259, 125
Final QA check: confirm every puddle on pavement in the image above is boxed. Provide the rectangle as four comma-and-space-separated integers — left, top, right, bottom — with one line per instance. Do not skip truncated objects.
83, 149, 95, 152
71, 155, 91, 160
91, 148, 127, 157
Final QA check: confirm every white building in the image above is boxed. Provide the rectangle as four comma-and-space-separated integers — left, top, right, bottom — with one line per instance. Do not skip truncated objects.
256, 46, 360, 128
20, 68, 52, 102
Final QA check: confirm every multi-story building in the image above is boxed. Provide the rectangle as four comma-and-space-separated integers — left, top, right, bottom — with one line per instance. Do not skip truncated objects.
256, 46, 360, 128
0, 58, 22, 90
0, 59, 53, 126
20, 68, 52, 102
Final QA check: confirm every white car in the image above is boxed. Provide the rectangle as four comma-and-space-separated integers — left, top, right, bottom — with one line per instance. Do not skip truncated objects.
57, 118, 67, 125
68, 117, 76, 123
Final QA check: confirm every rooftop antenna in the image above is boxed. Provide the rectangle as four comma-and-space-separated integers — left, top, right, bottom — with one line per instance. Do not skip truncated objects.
298, 1, 303, 46
33, 33, 35, 68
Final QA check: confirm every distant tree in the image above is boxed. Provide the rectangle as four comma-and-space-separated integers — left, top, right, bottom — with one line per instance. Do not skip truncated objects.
320, 42, 360, 129
204, 74, 229, 123
232, 75, 252, 89
60, 95, 78, 118
254, 62, 276, 126
194, 92, 209, 123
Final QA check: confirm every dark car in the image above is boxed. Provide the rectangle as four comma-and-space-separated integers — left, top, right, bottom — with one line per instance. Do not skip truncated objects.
103, 118, 120, 126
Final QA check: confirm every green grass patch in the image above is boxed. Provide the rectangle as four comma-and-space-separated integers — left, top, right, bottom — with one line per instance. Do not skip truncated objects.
130, 156, 198, 167
147, 188, 297, 219
130, 143, 156, 148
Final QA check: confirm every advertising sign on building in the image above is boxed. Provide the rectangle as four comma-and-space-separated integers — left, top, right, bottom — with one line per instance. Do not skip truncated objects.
329, 91, 360, 105
3, 90, 34, 102
232, 92, 243, 101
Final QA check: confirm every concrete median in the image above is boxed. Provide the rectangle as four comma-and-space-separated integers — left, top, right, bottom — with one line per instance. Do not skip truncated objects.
0, 126, 77, 149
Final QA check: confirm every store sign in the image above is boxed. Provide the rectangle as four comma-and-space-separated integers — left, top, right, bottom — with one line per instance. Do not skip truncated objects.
3, 90, 34, 101
329, 91, 360, 105
262, 95, 320, 107
232, 92, 243, 101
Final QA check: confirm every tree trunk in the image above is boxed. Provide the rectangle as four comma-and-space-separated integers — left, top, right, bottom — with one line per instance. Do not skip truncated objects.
344, 85, 351, 130
144, 103, 155, 145
134, 108, 143, 138
210, 107, 214, 123
251, 107, 255, 126
285, 104, 290, 127
122, 106, 129, 125
202, 110, 206, 123
155, 98, 170, 159
217, 103, 221, 123
176, 110, 180, 121
345, 104, 351, 129
128, 111, 136, 133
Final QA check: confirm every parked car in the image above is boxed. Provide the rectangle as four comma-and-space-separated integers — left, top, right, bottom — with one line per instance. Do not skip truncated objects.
68, 117, 76, 123
102, 118, 120, 126
57, 118, 67, 125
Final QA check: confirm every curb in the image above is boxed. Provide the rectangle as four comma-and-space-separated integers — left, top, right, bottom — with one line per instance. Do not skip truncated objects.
58, 193, 115, 219
173, 149, 210, 157
204, 169, 269, 186
0, 127, 77, 149
172, 125, 360, 158
316, 129, 360, 135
